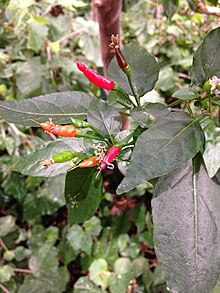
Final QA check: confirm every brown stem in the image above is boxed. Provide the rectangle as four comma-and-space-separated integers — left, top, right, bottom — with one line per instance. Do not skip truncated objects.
0, 283, 11, 293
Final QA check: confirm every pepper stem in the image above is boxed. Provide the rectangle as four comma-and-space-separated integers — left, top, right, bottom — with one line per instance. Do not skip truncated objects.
124, 66, 141, 107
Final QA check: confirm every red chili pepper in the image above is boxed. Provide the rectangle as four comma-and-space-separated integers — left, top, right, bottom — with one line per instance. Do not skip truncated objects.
98, 145, 121, 171
33, 120, 77, 137
76, 62, 115, 90
79, 156, 100, 168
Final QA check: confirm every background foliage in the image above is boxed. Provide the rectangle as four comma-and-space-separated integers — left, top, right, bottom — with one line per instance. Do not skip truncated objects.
0, 0, 220, 292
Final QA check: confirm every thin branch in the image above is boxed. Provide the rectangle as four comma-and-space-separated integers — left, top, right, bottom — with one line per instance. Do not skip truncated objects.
0, 238, 8, 251
57, 29, 84, 44
13, 268, 33, 274
0, 283, 11, 293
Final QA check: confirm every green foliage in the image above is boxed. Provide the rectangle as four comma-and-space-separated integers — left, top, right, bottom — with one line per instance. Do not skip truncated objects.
0, 1, 220, 292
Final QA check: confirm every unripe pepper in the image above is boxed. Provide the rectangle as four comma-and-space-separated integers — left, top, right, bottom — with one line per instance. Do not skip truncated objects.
70, 117, 91, 128
98, 145, 121, 171
79, 156, 100, 168
76, 62, 115, 90
42, 150, 76, 168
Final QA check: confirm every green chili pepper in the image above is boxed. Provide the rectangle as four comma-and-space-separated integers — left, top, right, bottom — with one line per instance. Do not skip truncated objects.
70, 117, 91, 128
52, 151, 75, 163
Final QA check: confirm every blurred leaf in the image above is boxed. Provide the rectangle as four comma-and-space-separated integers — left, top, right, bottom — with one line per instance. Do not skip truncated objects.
83, 216, 102, 236
13, 138, 84, 177
0, 91, 92, 125
117, 112, 204, 194
2, 172, 27, 202
108, 272, 134, 293
114, 257, 133, 274
206, 0, 218, 5
73, 276, 104, 293
0, 215, 16, 237
213, 277, 220, 293
133, 256, 148, 278
65, 167, 103, 225
27, 22, 48, 52
87, 99, 122, 137
192, 27, 220, 86
152, 158, 220, 292
133, 203, 146, 232
108, 43, 159, 97
89, 259, 111, 290
201, 117, 220, 178
14, 246, 31, 261
117, 234, 129, 253
163, 0, 179, 18
66, 224, 92, 256
16, 58, 47, 98
172, 88, 199, 100
155, 68, 178, 92
0, 265, 15, 283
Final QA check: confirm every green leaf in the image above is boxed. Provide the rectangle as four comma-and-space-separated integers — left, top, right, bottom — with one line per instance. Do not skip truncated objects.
83, 216, 102, 236
66, 224, 92, 256
87, 99, 122, 137
206, 0, 218, 5
152, 157, 220, 293
201, 117, 220, 178
73, 276, 104, 293
192, 27, 220, 87
13, 138, 84, 177
16, 58, 47, 98
114, 258, 133, 274
172, 88, 199, 100
131, 103, 169, 128
65, 167, 102, 225
133, 256, 148, 278
0, 91, 92, 126
0, 215, 16, 237
163, 0, 179, 18
186, 0, 196, 10
27, 21, 48, 52
117, 112, 204, 194
133, 203, 146, 233
0, 265, 15, 283
2, 172, 27, 202
108, 43, 159, 97
108, 272, 134, 293
89, 259, 111, 290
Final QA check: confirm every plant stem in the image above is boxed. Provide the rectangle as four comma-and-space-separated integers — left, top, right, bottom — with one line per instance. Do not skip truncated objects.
166, 99, 182, 108
13, 268, 33, 274
0, 283, 10, 293
0, 238, 8, 251
186, 102, 193, 116
124, 67, 141, 107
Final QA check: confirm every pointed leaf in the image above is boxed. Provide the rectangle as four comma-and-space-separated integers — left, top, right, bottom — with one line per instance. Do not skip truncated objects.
87, 99, 122, 137
65, 167, 102, 225
201, 117, 220, 177
152, 158, 220, 293
192, 27, 220, 87
117, 112, 204, 194
0, 91, 92, 126
108, 43, 159, 97
13, 138, 84, 177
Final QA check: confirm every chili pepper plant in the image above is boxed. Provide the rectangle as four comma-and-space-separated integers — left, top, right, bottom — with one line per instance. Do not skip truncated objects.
1, 28, 220, 293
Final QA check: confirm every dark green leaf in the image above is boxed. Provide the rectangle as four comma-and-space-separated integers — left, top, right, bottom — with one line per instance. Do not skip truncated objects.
65, 167, 102, 225
163, 0, 179, 18
108, 43, 159, 97
133, 203, 146, 233
117, 112, 204, 194
201, 117, 220, 178
2, 172, 27, 202
192, 27, 220, 87
13, 138, 84, 177
131, 103, 169, 128
206, 0, 218, 5
172, 88, 199, 100
87, 99, 122, 137
186, 0, 196, 10
0, 91, 92, 126
152, 158, 220, 293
